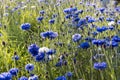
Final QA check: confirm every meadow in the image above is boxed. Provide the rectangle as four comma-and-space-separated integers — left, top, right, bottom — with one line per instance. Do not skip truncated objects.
0, 0, 120, 80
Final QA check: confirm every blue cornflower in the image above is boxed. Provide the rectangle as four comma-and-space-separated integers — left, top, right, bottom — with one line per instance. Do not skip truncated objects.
46, 49, 56, 55
40, 31, 58, 39
96, 26, 108, 33
65, 72, 73, 77
106, 18, 114, 22
20, 23, 31, 30
78, 42, 90, 49
72, 17, 80, 22
49, 19, 55, 24
117, 20, 120, 25
92, 39, 106, 46
35, 52, 45, 62
109, 26, 114, 30
39, 10, 45, 15
28, 75, 38, 80
94, 62, 107, 70
99, 16, 104, 21
91, 32, 98, 36
28, 44, 39, 56
77, 19, 87, 27
36, 16, 44, 22
55, 76, 66, 80
112, 36, 120, 42
9, 68, 19, 76
99, 8, 105, 13
72, 33, 82, 42
87, 18, 95, 23
0, 74, 5, 80
0, 72, 12, 80
19, 76, 28, 80
25, 63, 34, 71
106, 41, 118, 48
55, 60, 63, 67
12, 55, 19, 60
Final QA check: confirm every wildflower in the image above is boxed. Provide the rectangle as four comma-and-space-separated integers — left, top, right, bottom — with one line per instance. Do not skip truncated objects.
12, 55, 19, 60
77, 19, 87, 27
35, 52, 45, 62
106, 41, 118, 48
46, 49, 56, 55
20, 23, 31, 30
106, 18, 114, 22
19, 76, 28, 80
25, 63, 34, 71
55, 76, 66, 80
28, 75, 38, 80
108, 21, 115, 26
92, 39, 106, 46
49, 19, 55, 24
40, 31, 58, 39
78, 42, 90, 49
9, 68, 19, 76
72, 33, 82, 42
36, 16, 44, 22
28, 44, 39, 56
94, 62, 107, 70
0, 72, 12, 80
65, 72, 73, 77
117, 20, 120, 25
39, 10, 45, 15
112, 35, 120, 42
39, 47, 49, 53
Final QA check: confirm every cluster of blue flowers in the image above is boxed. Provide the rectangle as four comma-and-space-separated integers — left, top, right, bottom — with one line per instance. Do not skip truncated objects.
40, 31, 58, 39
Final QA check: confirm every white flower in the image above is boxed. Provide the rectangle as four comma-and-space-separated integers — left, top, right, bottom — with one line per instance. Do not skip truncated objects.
31, 6, 36, 9
21, 6, 27, 9
39, 47, 49, 53
108, 21, 115, 26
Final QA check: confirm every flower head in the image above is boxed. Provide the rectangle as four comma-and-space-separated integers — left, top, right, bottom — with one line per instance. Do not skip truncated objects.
28, 44, 39, 56
19, 76, 28, 80
20, 23, 31, 30
9, 68, 19, 76
25, 63, 34, 71
78, 42, 90, 49
72, 33, 82, 42
94, 62, 107, 70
